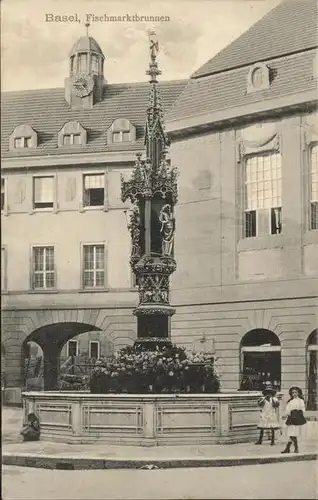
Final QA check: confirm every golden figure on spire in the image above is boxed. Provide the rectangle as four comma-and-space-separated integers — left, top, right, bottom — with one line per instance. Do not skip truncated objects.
146, 30, 161, 83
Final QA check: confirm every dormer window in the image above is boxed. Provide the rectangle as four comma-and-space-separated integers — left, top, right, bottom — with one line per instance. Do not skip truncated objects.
107, 118, 136, 144
10, 124, 37, 150
58, 121, 87, 147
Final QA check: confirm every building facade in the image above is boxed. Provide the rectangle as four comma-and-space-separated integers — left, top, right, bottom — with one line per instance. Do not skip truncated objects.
1, 0, 318, 406
1, 33, 185, 399
166, 0, 318, 405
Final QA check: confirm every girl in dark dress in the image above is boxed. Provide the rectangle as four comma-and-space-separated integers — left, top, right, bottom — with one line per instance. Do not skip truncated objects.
281, 386, 307, 453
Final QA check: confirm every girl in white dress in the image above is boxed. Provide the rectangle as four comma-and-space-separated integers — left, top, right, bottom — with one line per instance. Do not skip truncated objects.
281, 386, 307, 453
255, 385, 280, 446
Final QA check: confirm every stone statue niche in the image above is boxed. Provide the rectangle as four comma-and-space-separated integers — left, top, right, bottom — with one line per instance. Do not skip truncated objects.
151, 198, 175, 257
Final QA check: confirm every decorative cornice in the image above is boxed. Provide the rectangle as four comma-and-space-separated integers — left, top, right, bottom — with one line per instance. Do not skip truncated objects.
2, 150, 142, 170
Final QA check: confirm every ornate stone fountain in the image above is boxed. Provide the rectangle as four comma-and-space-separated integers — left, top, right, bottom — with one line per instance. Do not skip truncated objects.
121, 32, 177, 350
21, 33, 263, 446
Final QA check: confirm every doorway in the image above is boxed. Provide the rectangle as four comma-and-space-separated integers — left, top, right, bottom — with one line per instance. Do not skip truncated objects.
307, 330, 318, 410
240, 329, 281, 391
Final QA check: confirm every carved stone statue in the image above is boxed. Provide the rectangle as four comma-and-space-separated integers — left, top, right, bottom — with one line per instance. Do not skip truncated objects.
159, 204, 175, 256
128, 207, 141, 258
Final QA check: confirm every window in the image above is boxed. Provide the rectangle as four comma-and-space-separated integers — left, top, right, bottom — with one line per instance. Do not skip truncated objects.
251, 68, 264, 88
131, 272, 139, 288
78, 53, 87, 72
89, 341, 100, 359
70, 56, 75, 74
63, 134, 82, 146
310, 144, 318, 230
112, 131, 131, 143
58, 121, 86, 148
247, 63, 270, 93
107, 118, 136, 144
1, 178, 5, 211
83, 244, 105, 288
67, 340, 78, 357
91, 54, 99, 73
83, 174, 104, 207
244, 153, 282, 237
1, 247, 6, 291
33, 176, 54, 209
14, 137, 32, 148
32, 246, 55, 289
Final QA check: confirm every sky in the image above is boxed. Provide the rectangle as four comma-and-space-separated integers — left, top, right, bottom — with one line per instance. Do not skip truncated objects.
1, 0, 281, 91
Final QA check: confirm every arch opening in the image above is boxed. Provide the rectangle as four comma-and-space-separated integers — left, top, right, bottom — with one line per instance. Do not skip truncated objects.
239, 329, 281, 391
22, 322, 102, 391
307, 329, 318, 410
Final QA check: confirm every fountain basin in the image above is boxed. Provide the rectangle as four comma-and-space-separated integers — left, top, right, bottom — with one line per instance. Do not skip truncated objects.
22, 391, 266, 446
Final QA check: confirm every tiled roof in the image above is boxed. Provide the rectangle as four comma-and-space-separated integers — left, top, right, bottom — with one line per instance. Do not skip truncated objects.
192, 0, 318, 79
166, 50, 317, 123
1, 80, 187, 158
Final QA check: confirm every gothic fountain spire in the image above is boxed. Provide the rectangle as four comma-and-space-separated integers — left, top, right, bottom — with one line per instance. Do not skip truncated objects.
121, 31, 178, 350
145, 31, 169, 169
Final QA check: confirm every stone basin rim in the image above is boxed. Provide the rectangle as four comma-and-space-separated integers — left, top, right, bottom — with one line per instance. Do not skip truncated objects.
22, 391, 267, 400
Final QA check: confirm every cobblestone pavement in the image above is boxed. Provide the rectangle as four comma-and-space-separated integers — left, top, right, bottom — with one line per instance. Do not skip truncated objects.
2, 461, 317, 499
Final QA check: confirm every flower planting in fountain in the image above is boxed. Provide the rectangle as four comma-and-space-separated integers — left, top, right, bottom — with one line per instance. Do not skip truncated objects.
89, 344, 220, 394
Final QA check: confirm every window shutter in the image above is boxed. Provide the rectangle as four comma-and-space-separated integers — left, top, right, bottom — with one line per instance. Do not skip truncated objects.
271, 207, 282, 234
257, 209, 270, 236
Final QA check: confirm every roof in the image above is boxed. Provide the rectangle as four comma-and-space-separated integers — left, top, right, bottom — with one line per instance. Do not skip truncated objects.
166, 50, 317, 123
70, 36, 104, 57
1, 80, 187, 158
192, 0, 318, 79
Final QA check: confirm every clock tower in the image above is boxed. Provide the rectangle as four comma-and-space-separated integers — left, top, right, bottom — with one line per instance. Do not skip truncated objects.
64, 24, 105, 109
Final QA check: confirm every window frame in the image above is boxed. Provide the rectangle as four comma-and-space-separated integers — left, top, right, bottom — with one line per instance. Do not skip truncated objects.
1, 176, 8, 214
67, 340, 78, 357
77, 52, 88, 73
112, 130, 131, 143
91, 54, 99, 74
243, 151, 282, 238
89, 340, 100, 359
82, 172, 106, 209
32, 175, 56, 211
131, 271, 139, 289
31, 245, 56, 291
309, 142, 318, 231
1, 245, 7, 291
14, 137, 32, 149
63, 133, 82, 146
81, 242, 108, 290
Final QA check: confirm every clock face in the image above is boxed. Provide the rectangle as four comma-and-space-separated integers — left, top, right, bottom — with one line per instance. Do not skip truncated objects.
73, 74, 94, 98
